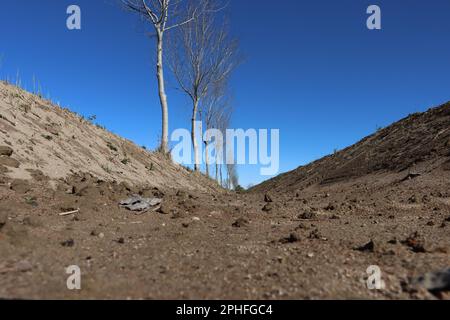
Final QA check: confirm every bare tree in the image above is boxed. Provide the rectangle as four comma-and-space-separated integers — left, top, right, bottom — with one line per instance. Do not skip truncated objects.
202, 84, 232, 178
226, 162, 239, 190
168, 0, 240, 171
122, 0, 197, 154
215, 104, 231, 185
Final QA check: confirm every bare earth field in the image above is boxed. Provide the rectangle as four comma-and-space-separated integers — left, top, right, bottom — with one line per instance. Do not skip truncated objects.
1, 82, 449, 299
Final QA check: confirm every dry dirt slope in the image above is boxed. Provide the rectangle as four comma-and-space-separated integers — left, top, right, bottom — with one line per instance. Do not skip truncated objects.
1, 83, 450, 300
0, 81, 218, 192
252, 102, 450, 194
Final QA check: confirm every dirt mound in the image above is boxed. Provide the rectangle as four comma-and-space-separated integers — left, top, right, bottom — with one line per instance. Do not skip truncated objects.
0, 81, 219, 193
252, 102, 450, 194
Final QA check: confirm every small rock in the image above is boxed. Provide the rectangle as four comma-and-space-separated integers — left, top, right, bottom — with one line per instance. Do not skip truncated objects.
0, 211, 8, 230
401, 172, 422, 181
408, 195, 418, 204
232, 218, 249, 228
61, 239, 75, 247
402, 232, 426, 253
157, 203, 173, 215
264, 194, 273, 203
0, 146, 13, 157
192, 217, 201, 222
176, 190, 187, 198
295, 222, 308, 230
65, 186, 76, 195
279, 233, 300, 244
308, 228, 322, 240
171, 210, 184, 219
299, 211, 316, 220
117, 237, 125, 244
262, 203, 273, 212
412, 268, 450, 293
355, 240, 375, 253
388, 238, 398, 245
15, 260, 33, 273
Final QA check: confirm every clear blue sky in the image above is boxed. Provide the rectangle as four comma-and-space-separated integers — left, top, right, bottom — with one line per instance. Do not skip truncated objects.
1, 0, 450, 187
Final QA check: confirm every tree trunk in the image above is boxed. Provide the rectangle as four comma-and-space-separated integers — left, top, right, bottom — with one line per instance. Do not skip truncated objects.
215, 162, 219, 182
191, 100, 200, 171
205, 141, 210, 177
156, 30, 169, 154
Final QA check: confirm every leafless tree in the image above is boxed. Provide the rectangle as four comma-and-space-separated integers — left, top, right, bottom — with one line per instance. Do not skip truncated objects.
216, 105, 231, 186
168, 0, 240, 172
226, 162, 239, 190
122, 0, 198, 154
201, 83, 232, 179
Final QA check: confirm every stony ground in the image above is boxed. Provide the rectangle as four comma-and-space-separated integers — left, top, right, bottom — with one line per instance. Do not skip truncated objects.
1, 83, 449, 299
0, 167, 449, 300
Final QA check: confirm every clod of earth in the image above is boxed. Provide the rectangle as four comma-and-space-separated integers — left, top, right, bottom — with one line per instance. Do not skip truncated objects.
65, 186, 75, 195
279, 233, 300, 244
264, 194, 273, 203
355, 240, 375, 253
232, 217, 249, 228
262, 203, 273, 212
15, 260, 33, 273
0, 211, 8, 230
60, 239, 75, 247
402, 232, 427, 253
0, 164, 8, 173
412, 268, 450, 293
10, 180, 31, 194
308, 228, 323, 240
119, 195, 163, 213
408, 195, 418, 204
0, 156, 20, 168
0, 146, 13, 157
401, 172, 422, 182
157, 203, 174, 215
299, 211, 316, 220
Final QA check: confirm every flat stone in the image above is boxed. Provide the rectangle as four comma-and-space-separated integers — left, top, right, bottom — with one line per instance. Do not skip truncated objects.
119, 195, 162, 213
